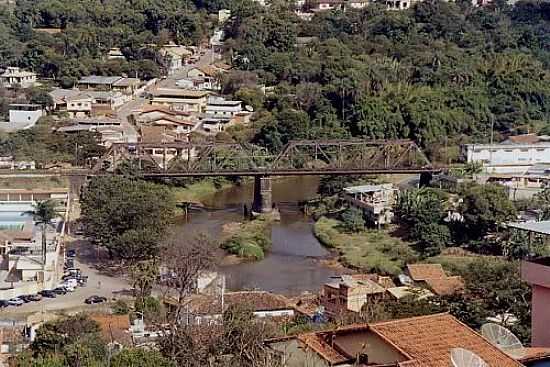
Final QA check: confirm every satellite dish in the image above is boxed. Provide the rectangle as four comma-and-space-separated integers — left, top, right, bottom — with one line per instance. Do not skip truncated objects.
481, 323, 525, 359
450, 348, 489, 367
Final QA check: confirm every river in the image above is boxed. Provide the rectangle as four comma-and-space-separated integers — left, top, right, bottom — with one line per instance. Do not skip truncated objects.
175, 176, 346, 295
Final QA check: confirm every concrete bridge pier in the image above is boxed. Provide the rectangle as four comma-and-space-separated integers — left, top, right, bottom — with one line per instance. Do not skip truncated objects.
252, 176, 272, 214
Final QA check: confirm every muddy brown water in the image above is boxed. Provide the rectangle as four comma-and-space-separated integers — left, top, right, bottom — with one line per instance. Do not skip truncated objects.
173, 176, 346, 295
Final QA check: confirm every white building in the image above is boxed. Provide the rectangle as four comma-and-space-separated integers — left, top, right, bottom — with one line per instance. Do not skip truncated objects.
5, 104, 44, 129
167, 291, 294, 326
151, 89, 209, 113
0, 189, 69, 300
205, 96, 244, 118
107, 47, 126, 60
0, 67, 37, 88
56, 117, 134, 147
160, 45, 192, 74
342, 184, 397, 227
218, 9, 231, 23
463, 142, 550, 173
66, 95, 93, 118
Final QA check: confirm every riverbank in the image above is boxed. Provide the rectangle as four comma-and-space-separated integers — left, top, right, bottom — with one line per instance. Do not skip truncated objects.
221, 214, 276, 260
313, 217, 417, 275
171, 178, 234, 204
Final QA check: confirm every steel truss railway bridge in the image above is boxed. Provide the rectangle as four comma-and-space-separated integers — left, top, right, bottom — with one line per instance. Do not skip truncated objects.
0, 139, 440, 213
92, 139, 437, 212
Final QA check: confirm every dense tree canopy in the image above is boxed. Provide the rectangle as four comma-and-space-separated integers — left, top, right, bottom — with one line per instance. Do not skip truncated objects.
15, 314, 174, 367
459, 183, 516, 240
80, 176, 176, 260
0, 0, 217, 82
223, 0, 550, 156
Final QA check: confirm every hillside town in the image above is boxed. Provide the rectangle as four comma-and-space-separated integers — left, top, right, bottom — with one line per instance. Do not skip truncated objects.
0, 0, 549, 366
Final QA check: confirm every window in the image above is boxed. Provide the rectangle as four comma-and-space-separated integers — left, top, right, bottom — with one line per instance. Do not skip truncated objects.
537, 148, 546, 152
520, 148, 529, 152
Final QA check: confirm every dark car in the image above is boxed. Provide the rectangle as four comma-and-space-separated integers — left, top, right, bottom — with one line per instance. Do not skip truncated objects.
0, 300, 8, 308
53, 287, 67, 295
66, 249, 77, 258
27, 294, 42, 302
85, 295, 107, 304
18, 295, 33, 303
39, 290, 57, 298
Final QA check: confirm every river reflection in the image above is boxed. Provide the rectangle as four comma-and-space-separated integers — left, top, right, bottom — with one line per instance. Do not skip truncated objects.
175, 176, 346, 295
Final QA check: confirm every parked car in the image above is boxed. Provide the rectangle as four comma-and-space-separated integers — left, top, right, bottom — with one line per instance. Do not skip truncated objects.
39, 290, 57, 298
0, 300, 8, 308
66, 249, 77, 258
62, 284, 75, 292
53, 287, 67, 295
67, 268, 81, 277
85, 295, 107, 304
8, 298, 24, 306
18, 295, 32, 303
64, 278, 78, 289
27, 294, 42, 302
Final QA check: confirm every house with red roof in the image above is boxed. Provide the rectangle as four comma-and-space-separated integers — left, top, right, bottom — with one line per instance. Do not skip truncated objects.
268, 313, 528, 367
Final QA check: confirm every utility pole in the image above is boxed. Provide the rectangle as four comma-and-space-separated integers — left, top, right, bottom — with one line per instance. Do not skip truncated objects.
341, 78, 345, 121
490, 114, 494, 145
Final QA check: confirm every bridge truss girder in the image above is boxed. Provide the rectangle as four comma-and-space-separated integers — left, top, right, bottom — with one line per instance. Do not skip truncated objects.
93, 139, 434, 176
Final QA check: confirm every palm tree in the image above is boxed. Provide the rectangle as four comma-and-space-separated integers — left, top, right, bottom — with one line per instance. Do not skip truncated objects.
26, 200, 58, 267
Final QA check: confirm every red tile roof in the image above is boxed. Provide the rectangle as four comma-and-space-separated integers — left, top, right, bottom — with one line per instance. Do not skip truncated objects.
299, 333, 350, 365
371, 314, 522, 367
407, 264, 447, 281
148, 115, 195, 126
506, 134, 541, 144
225, 291, 291, 311
295, 314, 522, 367
424, 276, 465, 296
516, 347, 550, 363
89, 314, 131, 345
177, 291, 292, 315
140, 125, 177, 143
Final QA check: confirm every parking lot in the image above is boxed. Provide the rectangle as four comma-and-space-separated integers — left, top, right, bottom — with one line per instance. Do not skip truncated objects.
0, 243, 132, 315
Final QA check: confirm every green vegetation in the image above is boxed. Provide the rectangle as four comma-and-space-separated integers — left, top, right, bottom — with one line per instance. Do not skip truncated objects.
220, 0, 550, 158
0, 120, 105, 167
26, 200, 59, 265
14, 314, 174, 367
221, 215, 273, 260
111, 349, 174, 367
340, 206, 366, 232
0, 0, 218, 84
393, 184, 516, 256
313, 217, 416, 275
171, 178, 233, 203
80, 176, 176, 261
460, 183, 517, 240
396, 187, 450, 256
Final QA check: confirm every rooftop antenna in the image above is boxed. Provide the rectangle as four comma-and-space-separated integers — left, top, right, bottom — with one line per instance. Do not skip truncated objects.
481, 323, 525, 359
450, 348, 489, 367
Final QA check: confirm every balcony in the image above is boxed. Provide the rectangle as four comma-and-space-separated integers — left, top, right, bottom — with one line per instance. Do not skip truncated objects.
521, 257, 550, 288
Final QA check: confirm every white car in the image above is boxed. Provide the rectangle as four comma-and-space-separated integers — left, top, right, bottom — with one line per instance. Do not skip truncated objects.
8, 298, 24, 306
64, 278, 78, 289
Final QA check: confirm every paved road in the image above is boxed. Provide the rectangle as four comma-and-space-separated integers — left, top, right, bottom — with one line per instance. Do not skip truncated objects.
113, 47, 217, 127
1, 240, 132, 315
156, 48, 217, 89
